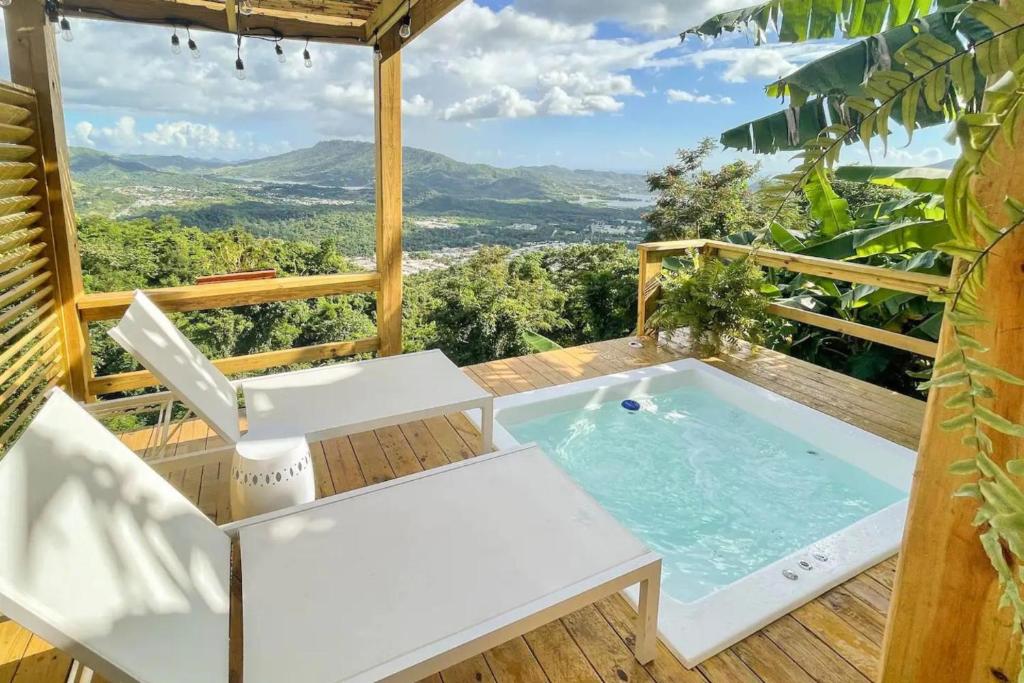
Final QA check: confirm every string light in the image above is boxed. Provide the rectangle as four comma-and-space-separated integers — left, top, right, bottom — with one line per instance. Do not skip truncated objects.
0, 0, 13, 8
234, 35, 245, 80
170, 28, 181, 54
186, 27, 200, 59
59, 15, 73, 42
239, 0, 253, 16
373, 32, 381, 62
303, 38, 312, 68
275, 41, 285, 63
398, 0, 411, 40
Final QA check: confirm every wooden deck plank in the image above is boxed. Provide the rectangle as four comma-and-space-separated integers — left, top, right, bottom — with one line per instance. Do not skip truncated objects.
523, 621, 603, 683
483, 638, 550, 683
0, 621, 32, 683
62, 335, 922, 683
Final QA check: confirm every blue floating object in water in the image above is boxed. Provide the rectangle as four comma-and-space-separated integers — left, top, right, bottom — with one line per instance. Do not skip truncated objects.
621, 399, 641, 412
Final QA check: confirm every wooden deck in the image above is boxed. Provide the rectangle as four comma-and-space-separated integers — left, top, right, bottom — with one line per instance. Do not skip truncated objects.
0, 335, 925, 683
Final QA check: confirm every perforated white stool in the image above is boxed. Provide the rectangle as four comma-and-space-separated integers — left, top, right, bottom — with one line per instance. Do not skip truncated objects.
230, 435, 316, 519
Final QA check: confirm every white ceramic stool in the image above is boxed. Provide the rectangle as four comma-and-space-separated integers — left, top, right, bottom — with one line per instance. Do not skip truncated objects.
230, 435, 316, 519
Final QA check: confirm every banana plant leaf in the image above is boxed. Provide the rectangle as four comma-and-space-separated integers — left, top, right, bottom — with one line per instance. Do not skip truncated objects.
836, 164, 950, 192
682, 0, 964, 44
766, 8, 966, 102
798, 218, 951, 257
716, 5, 991, 155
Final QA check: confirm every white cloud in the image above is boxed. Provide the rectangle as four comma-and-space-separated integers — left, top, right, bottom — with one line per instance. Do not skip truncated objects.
444, 85, 538, 121
666, 89, 734, 105
70, 115, 284, 156
403, 94, 434, 117
686, 42, 843, 83
514, 0, 753, 35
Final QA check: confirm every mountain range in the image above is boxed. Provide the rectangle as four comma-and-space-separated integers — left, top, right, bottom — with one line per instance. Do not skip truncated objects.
71, 140, 648, 202
69, 140, 652, 259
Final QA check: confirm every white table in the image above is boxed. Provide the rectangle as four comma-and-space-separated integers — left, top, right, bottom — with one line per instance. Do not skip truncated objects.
241, 349, 494, 451
232, 444, 662, 683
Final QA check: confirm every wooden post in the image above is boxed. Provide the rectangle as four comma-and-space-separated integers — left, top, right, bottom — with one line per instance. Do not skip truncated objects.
635, 246, 662, 336
374, 31, 402, 357
880, 123, 1024, 681
4, 3, 91, 401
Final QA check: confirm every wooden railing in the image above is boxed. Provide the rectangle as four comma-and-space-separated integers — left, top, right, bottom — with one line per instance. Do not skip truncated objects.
78, 271, 384, 397
636, 239, 947, 358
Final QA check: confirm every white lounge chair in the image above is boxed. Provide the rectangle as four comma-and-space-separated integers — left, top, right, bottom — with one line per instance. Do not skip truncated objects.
108, 291, 496, 515
0, 389, 662, 683
108, 290, 495, 450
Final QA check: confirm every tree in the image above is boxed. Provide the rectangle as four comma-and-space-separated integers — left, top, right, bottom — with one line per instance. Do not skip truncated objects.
539, 243, 638, 345
424, 247, 565, 365
642, 138, 763, 241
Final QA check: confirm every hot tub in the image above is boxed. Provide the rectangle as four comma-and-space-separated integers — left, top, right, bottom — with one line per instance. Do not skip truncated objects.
489, 358, 914, 666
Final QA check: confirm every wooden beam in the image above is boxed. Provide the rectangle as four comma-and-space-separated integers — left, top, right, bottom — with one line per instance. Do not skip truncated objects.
711, 241, 948, 296
879, 117, 1024, 680
90, 336, 380, 395
77, 271, 380, 322
61, 0, 367, 45
375, 0, 463, 57
374, 30, 402, 356
3, 11, 92, 401
767, 303, 938, 357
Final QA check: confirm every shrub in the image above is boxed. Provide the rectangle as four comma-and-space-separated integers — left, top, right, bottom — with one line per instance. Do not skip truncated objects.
651, 256, 770, 355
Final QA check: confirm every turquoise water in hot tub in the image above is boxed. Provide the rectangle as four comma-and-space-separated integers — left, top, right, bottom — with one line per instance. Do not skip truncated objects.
506, 386, 905, 602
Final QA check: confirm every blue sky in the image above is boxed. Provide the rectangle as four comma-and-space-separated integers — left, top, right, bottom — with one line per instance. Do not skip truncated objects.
0, 0, 959, 175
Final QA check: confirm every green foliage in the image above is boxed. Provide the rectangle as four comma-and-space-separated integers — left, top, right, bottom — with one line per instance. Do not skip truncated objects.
650, 256, 771, 355
642, 139, 769, 241
683, 0, 952, 45
78, 215, 377, 384
539, 243, 639, 345
413, 247, 565, 366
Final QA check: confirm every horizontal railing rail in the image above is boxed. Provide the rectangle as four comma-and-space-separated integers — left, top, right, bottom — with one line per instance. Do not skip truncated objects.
79, 271, 383, 397
636, 239, 944, 357
78, 271, 380, 322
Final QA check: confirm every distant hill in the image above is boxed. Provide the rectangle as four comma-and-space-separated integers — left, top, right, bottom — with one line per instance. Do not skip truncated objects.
68, 142, 651, 258
70, 140, 647, 202
210, 139, 645, 201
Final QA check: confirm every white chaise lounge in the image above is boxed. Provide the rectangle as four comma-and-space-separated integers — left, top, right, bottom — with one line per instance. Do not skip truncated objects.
108, 290, 495, 450
0, 389, 662, 683
109, 290, 496, 515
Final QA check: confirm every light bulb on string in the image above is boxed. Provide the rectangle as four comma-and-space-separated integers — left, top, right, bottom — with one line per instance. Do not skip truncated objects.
303, 39, 312, 68
0, 0, 14, 9
235, 35, 246, 80
59, 16, 72, 42
373, 42, 381, 61
171, 30, 181, 54
275, 42, 285, 63
398, 16, 411, 40
187, 28, 200, 59
239, 0, 253, 15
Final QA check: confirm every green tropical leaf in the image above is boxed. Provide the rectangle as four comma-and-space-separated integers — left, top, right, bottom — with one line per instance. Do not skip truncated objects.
804, 167, 854, 236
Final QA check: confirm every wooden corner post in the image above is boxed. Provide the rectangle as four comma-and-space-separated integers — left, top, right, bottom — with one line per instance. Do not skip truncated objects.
4, 3, 91, 400
374, 31, 402, 357
880, 122, 1024, 680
